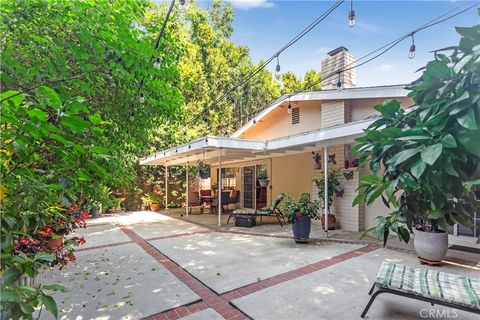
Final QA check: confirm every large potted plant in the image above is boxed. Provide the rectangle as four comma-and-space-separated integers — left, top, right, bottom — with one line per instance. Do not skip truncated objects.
197, 161, 210, 179
353, 25, 480, 264
283, 193, 320, 243
142, 192, 163, 211
258, 161, 269, 187
313, 170, 344, 230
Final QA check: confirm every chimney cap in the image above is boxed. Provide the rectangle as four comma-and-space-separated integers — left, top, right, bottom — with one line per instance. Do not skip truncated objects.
327, 46, 349, 56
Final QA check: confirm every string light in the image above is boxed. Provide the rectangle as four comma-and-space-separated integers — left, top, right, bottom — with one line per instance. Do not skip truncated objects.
253, 119, 257, 125
139, 92, 145, 103
129, 111, 135, 121
154, 57, 162, 69
287, 97, 292, 114
348, 0, 356, 27
408, 33, 416, 59
275, 55, 281, 80
179, 0, 186, 5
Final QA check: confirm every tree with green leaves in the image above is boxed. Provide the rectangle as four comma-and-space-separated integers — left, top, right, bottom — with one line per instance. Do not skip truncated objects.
1, 0, 182, 317
353, 21, 480, 245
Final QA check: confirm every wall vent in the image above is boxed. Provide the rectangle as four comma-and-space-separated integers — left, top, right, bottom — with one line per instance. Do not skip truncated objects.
292, 107, 300, 124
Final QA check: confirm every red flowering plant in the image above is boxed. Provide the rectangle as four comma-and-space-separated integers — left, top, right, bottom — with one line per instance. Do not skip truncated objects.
282, 193, 320, 224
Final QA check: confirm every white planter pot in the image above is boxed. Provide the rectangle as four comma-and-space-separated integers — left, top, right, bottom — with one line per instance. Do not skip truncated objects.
15, 268, 46, 288
258, 179, 269, 188
413, 228, 448, 264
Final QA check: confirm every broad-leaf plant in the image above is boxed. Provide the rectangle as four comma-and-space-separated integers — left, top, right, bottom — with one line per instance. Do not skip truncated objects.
352, 21, 480, 245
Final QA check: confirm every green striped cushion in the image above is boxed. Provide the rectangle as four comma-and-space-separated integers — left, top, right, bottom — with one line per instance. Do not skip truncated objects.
375, 262, 415, 292
414, 268, 480, 310
233, 208, 256, 215
375, 262, 480, 310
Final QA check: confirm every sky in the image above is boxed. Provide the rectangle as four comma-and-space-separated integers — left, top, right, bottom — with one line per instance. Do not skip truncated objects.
198, 0, 479, 87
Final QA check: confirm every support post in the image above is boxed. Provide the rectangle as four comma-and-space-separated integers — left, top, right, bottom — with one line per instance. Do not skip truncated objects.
185, 162, 189, 217
324, 146, 328, 237
165, 165, 168, 210
218, 152, 222, 227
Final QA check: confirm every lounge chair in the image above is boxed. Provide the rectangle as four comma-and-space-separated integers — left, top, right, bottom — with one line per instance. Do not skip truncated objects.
361, 261, 480, 318
228, 193, 286, 226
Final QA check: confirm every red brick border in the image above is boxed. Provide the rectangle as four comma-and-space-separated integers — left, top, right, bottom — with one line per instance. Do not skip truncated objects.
220, 244, 379, 301
118, 225, 249, 320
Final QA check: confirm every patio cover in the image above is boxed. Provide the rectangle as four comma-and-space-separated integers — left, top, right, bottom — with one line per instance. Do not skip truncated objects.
139, 117, 377, 230
139, 117, 377, 167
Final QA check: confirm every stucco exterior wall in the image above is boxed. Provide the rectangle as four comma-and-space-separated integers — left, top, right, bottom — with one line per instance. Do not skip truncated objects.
351, 97, 414, 121
241, 100, 322, 140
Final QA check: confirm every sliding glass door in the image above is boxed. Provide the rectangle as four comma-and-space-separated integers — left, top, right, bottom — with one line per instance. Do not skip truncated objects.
243, 166, 255, 208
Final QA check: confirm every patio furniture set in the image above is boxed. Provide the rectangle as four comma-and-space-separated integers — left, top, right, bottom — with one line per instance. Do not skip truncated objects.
187, 189, 240, 215
188, 190, 286, 227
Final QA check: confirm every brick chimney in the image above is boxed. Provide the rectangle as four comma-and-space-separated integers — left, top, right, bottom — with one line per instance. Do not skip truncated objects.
321, 46, 356, 89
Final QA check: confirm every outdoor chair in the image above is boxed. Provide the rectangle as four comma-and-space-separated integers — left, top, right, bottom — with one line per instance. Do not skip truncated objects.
199, 189, 213, 213
187, 192, 203, 215
361, 261, 480, 318
210, 191, 231, 214
228, 193, 286, 226
226, 190, 240, 211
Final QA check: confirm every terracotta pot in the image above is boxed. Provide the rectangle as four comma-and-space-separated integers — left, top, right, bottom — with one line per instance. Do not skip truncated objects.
413, 228, 448, 264
150, 203, 160, 211
46, 234, 65, 250
321, 213, 336, 230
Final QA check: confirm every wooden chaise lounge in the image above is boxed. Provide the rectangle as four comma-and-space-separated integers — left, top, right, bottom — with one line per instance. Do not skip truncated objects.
362, 262, 480, 318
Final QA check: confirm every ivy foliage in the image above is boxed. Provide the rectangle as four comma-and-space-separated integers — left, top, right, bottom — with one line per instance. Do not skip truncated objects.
353, 20, 480, 245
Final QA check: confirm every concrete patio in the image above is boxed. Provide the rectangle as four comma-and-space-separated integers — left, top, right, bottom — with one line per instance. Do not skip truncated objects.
39, 211, 479, 320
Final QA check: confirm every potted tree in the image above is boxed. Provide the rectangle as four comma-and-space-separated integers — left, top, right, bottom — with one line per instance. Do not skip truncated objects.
353, 26, 480, 264
258, 161, 269, 187
197, 161, 210, 179
282, 193, 319, 243
313, 170, 344, 230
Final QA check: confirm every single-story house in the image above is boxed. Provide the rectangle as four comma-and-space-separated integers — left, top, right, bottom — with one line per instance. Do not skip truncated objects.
139, 47, 478, 241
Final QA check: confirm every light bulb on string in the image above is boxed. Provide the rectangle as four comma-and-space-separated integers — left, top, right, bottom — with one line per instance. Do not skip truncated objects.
129, 111, 135, 122
179, 0, 187, 14
336, 72, 342, 90
139, 92, 145, 103
253, 119, 257, 126
287, 97, 292, 114
408, 33, 416, 59
348, 0, 356, 27
154, 57, 162, 69
275, 55, 281, 80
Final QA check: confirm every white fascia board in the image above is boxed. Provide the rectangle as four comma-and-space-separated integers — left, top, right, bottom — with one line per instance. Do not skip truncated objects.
292, 85, 409, 101
139, 136, 266, 166
266, 118, 376, 150
231, 94, 289, 138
